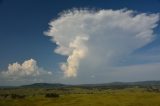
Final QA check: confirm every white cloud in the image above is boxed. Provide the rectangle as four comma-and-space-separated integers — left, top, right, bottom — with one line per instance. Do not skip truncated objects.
60, 36, 88, 77
1, 59, 52, 80
46, 9, 159, 78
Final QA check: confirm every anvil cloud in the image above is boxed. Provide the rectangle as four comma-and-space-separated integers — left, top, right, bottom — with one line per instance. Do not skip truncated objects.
46, 9, 159, 78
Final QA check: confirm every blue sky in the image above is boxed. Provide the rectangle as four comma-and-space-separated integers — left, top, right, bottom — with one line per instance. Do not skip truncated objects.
0, 0, 160, 85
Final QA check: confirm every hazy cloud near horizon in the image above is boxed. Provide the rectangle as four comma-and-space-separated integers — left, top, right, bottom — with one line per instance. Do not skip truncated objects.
46, 9, 160, 83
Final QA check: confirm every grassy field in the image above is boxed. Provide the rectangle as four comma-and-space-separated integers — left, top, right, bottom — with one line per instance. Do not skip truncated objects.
0, 87, 160, 106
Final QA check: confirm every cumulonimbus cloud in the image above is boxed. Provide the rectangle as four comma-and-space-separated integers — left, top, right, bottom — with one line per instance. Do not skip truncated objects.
46, 9, 159, 78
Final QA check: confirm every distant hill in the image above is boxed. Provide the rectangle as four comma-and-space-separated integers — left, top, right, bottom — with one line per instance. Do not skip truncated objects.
21, 83, 66, 88
127, 81, 160, 86
76, 81, 160, 89
1, 81, 160, 88
83, 81, 160, 86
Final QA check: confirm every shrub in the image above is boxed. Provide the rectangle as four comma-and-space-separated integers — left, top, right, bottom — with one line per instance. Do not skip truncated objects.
11, 94, 26, 99
0, 94, 9, 98
45, 93, 59, 98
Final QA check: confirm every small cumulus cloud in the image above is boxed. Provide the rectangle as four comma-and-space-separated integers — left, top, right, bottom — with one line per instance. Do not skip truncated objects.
46, 8, 160, 79
0, 59, 52, 84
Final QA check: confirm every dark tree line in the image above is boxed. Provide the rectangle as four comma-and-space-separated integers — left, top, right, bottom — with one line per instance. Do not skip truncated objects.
0, 94, 26, 99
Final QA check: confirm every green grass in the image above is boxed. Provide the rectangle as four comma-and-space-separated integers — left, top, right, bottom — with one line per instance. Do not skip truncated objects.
0, 88, 160, 106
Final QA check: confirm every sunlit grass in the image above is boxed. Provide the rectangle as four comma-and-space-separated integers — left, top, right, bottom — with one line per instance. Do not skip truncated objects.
0, 88, 160, 106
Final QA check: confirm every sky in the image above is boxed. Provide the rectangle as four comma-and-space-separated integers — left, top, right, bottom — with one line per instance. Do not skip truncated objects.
0, 0, 160, 86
